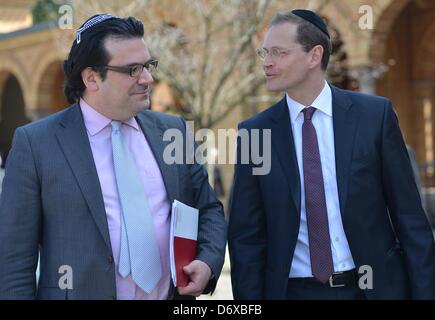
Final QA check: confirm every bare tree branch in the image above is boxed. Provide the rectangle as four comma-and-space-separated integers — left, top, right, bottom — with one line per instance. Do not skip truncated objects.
56, 0, 276, 128
207, 0, 272, 125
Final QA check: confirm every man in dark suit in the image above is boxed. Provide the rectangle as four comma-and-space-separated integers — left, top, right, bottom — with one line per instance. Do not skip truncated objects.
228, 9, 435, 300
0, 14, 226, 300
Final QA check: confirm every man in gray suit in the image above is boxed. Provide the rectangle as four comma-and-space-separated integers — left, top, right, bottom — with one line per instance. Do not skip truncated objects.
0, 14, 226, 300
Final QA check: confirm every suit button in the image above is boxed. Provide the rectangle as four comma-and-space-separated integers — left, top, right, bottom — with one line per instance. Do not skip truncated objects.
108, 255, 114, 264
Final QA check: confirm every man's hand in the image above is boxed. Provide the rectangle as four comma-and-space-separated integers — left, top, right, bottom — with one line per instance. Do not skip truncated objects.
177, 260, 212, 297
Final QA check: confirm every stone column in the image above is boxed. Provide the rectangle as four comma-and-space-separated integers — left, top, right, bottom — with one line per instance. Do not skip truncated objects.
350, 65, 389, 95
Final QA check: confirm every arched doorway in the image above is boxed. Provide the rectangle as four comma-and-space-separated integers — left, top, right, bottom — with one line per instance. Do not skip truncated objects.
374, 0, 435, 223
375, 0, 435, 158
0, 72, 29, 165
36, 60, 68, 117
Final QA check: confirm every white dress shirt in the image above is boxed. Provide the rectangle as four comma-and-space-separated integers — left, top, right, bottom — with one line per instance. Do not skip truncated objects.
287, 81, 356, 278
0, 168, 4, 195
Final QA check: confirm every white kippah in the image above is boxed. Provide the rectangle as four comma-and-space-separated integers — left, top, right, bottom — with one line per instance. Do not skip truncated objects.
76, 14, 115, 44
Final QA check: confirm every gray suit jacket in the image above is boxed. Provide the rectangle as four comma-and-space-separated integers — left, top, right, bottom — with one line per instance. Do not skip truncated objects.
0, 104, 227, 300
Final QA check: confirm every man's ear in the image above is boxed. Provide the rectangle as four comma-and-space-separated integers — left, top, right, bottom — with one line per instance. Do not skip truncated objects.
309, 45, 324, 70
81, 67, 100, 92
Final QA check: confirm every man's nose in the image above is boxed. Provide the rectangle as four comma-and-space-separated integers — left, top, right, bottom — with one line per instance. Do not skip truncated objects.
263, 56, 274, 69
138, 68, 154, 84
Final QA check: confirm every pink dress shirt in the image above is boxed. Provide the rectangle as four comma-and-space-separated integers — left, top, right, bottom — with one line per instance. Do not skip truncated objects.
80, 99, 171, 300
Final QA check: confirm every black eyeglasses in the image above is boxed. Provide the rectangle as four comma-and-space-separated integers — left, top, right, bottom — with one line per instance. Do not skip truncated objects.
100, 59, 159, 77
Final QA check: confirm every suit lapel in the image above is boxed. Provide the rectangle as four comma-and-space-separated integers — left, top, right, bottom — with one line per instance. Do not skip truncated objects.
270, 98, 301, 215
268, 87, 358, 221
55, 104, 112, 251
331, 85, 359, 215
135, 111, 180, 204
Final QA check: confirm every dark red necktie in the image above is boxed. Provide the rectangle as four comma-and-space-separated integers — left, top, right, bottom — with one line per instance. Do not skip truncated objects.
302, 107, 334, 283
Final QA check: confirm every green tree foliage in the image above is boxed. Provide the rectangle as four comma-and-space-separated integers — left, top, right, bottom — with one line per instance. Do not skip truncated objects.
32, 0, 63, 24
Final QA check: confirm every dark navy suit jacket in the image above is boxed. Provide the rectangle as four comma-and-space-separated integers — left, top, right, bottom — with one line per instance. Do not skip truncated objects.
228, 85, 435, 299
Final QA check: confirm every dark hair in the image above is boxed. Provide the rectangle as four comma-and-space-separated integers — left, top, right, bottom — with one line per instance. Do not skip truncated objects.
270, 11, 332, 71
63, 15, 144, 104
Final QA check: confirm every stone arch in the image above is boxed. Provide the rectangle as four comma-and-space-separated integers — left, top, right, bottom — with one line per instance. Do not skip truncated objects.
31, 49, 66, 90
413, 22, 435, 80
0, 72, 29, 165
0, 59, 30, 110
34, 59, 68, 118
376, 1, 435, 141
30, 49, 68, 117
374, 0, 435, 206
369, 0, 411, 64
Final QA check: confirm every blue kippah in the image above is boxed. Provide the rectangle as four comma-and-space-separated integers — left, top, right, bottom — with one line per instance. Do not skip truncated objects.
76, 14, 116, 44
291, 9, 330, 39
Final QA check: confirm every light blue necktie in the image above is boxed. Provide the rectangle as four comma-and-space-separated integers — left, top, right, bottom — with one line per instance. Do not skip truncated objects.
111, 121, 162, 293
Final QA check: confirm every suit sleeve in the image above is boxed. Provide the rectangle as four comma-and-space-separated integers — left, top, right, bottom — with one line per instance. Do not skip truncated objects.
0, 127, 42, 299
381, 101, 435, 299
228, 125, 267, 300
178, 118, 227, 294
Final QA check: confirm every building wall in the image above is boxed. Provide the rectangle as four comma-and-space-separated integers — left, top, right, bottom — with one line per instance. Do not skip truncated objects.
376, 1, 435, 168
1, 0, 408, 116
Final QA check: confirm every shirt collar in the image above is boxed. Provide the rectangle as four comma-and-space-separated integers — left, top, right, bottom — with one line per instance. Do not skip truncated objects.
80, 98, 140, 136
286, 81, 332, 124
